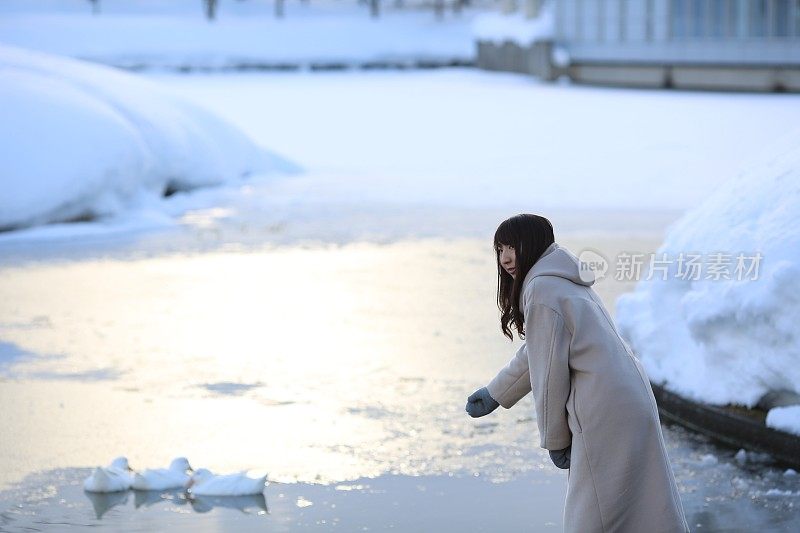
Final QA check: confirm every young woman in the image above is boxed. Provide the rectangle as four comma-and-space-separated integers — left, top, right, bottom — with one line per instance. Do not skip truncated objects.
466, 214, 690, 533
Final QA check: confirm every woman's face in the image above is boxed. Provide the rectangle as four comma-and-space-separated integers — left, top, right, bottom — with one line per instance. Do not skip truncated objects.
497, 244, 516, 279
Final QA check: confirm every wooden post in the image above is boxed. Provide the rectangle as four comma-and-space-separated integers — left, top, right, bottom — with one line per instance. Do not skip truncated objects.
435, 0, 445, 20
205, 0, 217, 21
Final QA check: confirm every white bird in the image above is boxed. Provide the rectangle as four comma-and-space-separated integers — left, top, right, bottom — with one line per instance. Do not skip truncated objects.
83, 456, 134, 493
185, 468, 268, 496
131, 457, 193, 491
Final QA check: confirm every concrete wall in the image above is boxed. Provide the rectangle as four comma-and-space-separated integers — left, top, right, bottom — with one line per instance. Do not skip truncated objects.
475, 39, 800, 91
476, 40, 560, 80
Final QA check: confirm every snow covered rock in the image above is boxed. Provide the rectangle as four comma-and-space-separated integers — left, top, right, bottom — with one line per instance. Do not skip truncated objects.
0, 44, 297, 231
766, 406, 800, 436
472, 2, 554, 46
615, 128, 800, 435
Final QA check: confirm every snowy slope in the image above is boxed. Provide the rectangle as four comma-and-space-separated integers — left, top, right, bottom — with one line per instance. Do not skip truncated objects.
0, 44, 296, 231
615, 129, 800, 434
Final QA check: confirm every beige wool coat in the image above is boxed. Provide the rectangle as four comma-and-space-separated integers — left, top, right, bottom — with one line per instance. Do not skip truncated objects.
486, 242, 690, 533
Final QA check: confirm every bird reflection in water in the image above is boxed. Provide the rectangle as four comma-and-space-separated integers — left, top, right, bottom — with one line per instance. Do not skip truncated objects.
188, 493, 269, 514
84, 490, 130, 519
84, 488, 268, 518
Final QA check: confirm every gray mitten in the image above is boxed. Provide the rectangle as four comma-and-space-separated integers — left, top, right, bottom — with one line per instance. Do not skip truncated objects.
549, 445, 571, 469
466, 387, 500, 418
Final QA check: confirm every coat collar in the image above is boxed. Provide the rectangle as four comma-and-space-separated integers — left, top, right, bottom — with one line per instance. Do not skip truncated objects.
522, 242, 595, 289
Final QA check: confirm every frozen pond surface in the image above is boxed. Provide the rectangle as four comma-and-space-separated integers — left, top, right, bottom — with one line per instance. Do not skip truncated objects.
1, 228, 799, 532
2, 71, 800, 531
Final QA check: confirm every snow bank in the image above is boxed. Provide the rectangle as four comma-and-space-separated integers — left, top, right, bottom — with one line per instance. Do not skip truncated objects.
472, 3, 554, 45
0, 44, 297, 231
615, 128, 800, 434
0, 0, 476, 70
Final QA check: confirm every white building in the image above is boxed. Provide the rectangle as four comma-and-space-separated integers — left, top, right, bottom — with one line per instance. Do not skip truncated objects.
479, 0, 800, 91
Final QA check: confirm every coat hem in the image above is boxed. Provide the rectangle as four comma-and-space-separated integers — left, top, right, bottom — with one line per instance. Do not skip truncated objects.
581, 432, 608, 533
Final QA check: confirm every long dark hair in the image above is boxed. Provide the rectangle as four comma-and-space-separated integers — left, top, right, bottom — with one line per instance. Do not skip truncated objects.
494, 214, 555, 341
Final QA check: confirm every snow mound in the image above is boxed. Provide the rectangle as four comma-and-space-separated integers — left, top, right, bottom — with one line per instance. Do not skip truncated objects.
766, 406, 800, 436
472, 3, 554, 46
615, 128, 800, 434
0, 44, 298, 231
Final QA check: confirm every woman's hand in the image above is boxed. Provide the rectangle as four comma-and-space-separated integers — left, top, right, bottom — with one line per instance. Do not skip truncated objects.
465, 387, 500, 418
549, 445, 571, 469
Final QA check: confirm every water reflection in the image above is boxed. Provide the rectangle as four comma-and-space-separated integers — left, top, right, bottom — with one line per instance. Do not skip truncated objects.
85, 487, 268, 518
85, 490, 129, 519
188, 493, 268, 514
132, 487, 186, 509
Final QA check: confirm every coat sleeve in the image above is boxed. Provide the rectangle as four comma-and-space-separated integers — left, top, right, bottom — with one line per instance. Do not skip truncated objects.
486, 342, 532, 409
527, 303, 573, 451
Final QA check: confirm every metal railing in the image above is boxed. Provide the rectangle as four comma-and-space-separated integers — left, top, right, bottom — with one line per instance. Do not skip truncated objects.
555, 0, 800, 42
552, 0, 800, 65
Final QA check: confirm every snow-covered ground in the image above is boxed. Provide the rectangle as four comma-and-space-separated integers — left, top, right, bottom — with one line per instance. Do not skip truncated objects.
616, 129, 800, 435
0, 0, 479, 70
0, 44, 296, 231
144, 69, 800, 217
3, 61, 800, 240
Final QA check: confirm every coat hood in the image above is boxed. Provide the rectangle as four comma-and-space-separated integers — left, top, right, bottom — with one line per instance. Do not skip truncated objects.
523, 242, 595, 288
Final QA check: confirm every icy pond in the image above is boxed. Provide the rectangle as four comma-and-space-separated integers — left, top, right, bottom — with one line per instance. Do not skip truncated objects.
1, 71, 799, 531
